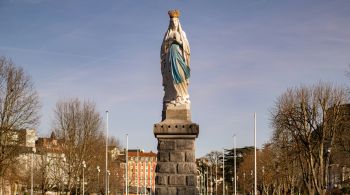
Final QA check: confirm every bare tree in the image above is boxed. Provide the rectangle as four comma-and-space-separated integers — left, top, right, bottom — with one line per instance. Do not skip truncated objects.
271, 83, 349, 195
53, 98, 103, 193
0, 57, 40, 191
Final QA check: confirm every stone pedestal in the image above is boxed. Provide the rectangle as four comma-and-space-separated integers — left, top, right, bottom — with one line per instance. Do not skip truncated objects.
154, 104, 199, 195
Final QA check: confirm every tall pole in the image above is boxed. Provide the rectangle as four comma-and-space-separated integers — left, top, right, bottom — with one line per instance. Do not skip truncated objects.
107, 170, 110, 194
144, 161, 147, 194
31, 148, 35, 195
83, 165, 84, 195
206, 166, 209, 195
210, 166, 213, 195
82, 161, 86, 195
254, 113, 257, 195
234, 134, 237, 195
223, 149, 225, 195
105, 111, 109, 195
200, 173, 202, 194
215, 158, 217, 195
137, 148, 139, 195
149, 161, 153, 195
126, 134, 129, 195
97, 166, 100, 193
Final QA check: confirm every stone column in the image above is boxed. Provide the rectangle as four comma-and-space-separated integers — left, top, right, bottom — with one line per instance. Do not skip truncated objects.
154, 104, 199, 195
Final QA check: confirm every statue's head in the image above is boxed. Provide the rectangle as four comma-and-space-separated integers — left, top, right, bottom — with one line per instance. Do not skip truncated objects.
168, 10, 180, 30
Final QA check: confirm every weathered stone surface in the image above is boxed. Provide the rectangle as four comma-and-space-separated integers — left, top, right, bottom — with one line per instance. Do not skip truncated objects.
165, 107, 191, 121
157, 162, 176, 173
177, 163, 197, 174
186, 175, 196, 186
169, 175, 186, 185
177, 187, 197, 195
158, 151, 169, 162
156, 175, 168, 185
176, 139, 194, 150
177, 187, 186, 195
154, 122, 199, 136
170, 151, 185, 162
185, 151, 195, 162
158, 139, 175, 150
156, 187, 177, 195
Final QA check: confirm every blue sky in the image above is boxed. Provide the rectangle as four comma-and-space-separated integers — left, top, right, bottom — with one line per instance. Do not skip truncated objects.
0, 0, 349, 157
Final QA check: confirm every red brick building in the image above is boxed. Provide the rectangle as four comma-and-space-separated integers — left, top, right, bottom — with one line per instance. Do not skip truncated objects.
127, 150, 157, 194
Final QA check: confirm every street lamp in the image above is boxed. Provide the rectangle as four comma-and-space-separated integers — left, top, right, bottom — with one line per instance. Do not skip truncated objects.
144, 161, 147, 195
97, 166, 100, 193
105, 111, 109, 195
82, 160, 86, 195
231, 177, 234, 195
126, 134, 129, 195
209, 165, 213, 195
222, 148, 225, 195
137, 148, 139, 195
254, 113, 257, 195
199, 173, 203, 195
31, 147, 36, 195
233, 134, 237, 195
107, 170, 111, 195
61, 156, 66, 194
243, 172, 246, 194
206, 167, 209, 195
215, 158, 217, 195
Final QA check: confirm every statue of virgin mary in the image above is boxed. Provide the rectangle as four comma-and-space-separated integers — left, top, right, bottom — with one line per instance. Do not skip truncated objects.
161, 10, 191, 108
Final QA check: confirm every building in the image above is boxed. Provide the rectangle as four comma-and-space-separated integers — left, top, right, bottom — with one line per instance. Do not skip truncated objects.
126, 149, 157, 194
36, 132, 63, 152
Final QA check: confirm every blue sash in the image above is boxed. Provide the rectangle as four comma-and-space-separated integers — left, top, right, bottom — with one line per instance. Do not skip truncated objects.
169, 43, 190, 84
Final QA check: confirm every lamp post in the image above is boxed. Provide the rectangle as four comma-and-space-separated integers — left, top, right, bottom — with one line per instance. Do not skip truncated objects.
243, 172, 246, 195
251, 170, 253, 195
61, 156, 66, 194
97, 166, 100, 193
223, 149, 225, 195
144, 161, 147, 195
326, 148, 331, 190
107, 170, 110, 195
31, 147, 36, 195
105, 111, 109, 195
254, 113, 257, 195
210, 165, 213, 195
137, 148, 139, 195
206, 167, 209, 195
150, 158, 153, 195
262, 166, 265, 193
233, 134, 237, 195
199, 172, 203, 195
215, 158, 217, 195
231, 177, 234, 195
82, 160, 86, 195
204, 169, 207, 195
126, 134, 129, 195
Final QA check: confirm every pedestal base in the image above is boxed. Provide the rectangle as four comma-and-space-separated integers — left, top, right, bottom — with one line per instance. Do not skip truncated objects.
154, 120, 199, 195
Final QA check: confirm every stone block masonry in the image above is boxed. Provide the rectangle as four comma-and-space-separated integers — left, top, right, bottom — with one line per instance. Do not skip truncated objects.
154, 122, 199, 195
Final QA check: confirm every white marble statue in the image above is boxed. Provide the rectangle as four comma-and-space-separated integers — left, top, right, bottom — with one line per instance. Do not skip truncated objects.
161, 10, 191, 108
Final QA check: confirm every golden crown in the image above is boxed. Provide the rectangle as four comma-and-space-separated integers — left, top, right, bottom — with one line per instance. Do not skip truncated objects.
168, 10, 180, 18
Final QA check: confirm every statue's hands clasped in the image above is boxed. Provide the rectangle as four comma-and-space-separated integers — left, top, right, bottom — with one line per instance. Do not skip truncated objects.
168, 31, 182, 46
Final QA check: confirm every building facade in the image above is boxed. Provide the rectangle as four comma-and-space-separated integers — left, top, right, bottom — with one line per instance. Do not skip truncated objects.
127, 150, 157, 194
